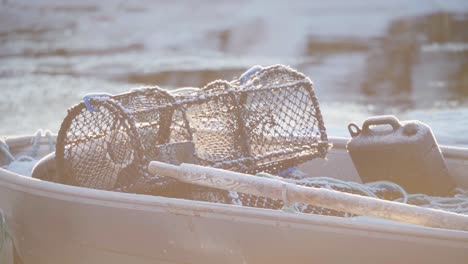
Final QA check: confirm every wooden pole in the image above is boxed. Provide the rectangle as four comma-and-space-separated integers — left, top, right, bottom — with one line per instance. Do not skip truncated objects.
149, 161, 468, 231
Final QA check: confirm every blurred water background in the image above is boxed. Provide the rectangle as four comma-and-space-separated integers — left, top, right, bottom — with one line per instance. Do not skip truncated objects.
1, 0, 467, 147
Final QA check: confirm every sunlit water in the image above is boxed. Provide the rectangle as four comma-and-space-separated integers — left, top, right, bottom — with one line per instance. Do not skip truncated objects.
1, 0, 467, 147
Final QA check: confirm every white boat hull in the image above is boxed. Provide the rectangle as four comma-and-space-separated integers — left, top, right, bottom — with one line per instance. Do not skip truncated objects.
1, 136, 467, 263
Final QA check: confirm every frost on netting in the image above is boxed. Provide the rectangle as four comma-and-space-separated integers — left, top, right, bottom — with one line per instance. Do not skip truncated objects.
55, 65, 330, 205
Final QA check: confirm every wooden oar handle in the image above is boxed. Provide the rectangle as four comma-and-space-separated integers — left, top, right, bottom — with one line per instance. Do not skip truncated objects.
148, 161, 468, 232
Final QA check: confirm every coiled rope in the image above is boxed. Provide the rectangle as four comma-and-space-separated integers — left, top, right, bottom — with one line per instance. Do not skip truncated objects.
3, 130, 56, 176
398, 188, 468, 214
258, 170, 468, 215
0, 139, 14, 164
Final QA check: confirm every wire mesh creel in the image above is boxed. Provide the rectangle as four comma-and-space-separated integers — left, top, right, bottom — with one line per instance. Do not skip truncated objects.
55, 65, 330, 194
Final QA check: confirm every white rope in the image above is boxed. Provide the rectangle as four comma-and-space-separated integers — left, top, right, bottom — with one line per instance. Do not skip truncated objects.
365, 181, 409, 203
4, 129, 47, 176
258, 171, 467, 215
399, 190, 468, 214
169, 87, 200, 95
29, 129, 43, 158
44, 130, 55, 152
0, 139, 15, 163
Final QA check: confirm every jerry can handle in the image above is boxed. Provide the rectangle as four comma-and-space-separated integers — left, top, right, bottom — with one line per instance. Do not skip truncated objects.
348, 123, 361, 137
362, 115, 401, 132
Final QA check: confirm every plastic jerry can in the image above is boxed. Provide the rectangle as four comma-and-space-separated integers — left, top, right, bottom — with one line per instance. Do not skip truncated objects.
346, 115, 454, 196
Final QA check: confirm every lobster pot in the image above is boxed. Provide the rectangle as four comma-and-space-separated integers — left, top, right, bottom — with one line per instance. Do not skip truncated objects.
346, 116, 455, 196
55, 65, 329, 196
55, 89, 188, 192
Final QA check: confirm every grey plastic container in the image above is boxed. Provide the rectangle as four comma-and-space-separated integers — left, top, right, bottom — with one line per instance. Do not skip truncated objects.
346, 115, 454, 196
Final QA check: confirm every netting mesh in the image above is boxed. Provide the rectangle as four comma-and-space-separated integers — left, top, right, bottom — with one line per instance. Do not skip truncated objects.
57, 100, 141, 190
56, 65, 331, 212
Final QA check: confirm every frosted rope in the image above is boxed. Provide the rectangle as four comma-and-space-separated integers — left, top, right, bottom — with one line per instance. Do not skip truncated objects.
240, 65, 263, 84
257, 171, 467, 215
83, 93, 112, 112
398, 191, 468, 214
294, 176, 378, 198
29, 129, 42, 158
169, 87, 200, 95
0, 139, 15, 163
366, 181, 409, 203
45, 130, 55, 152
